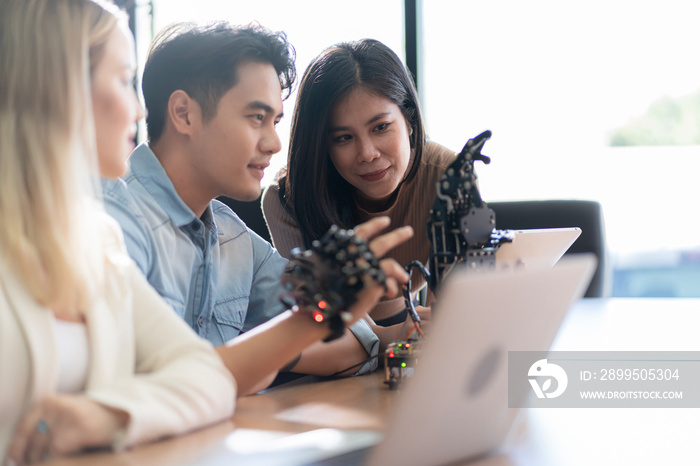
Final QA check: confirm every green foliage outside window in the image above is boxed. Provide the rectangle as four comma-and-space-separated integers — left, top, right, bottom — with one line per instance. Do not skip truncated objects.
609, 90, 700, 146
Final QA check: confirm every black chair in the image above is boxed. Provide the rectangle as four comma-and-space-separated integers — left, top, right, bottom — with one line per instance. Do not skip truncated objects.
217, 192, 272, 244
488, 199, 609, 298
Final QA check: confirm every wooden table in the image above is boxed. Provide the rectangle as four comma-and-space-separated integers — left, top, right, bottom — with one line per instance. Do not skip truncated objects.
43, 298, 700, 465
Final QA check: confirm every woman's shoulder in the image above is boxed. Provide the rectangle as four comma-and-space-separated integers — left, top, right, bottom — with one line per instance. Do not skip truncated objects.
423, 140, 457, 166
94, 207, 138, 273
88, 202, 125, 250
263, 180, 281, 197
261, 180, 299, 234
261, 181, 284, 215
419, 140, 457, 177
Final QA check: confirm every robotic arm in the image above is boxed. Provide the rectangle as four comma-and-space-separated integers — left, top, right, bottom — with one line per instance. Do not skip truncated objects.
384, 131, 514, 389
426, 130, 513, 292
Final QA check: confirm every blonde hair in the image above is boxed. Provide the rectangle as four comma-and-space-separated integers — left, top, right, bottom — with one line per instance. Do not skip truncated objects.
0, 0, 125, 315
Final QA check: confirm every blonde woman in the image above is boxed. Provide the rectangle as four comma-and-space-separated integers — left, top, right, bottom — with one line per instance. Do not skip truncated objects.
0, 0, 235, 463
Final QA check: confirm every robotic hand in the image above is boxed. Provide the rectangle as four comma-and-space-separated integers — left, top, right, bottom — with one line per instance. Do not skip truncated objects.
280, 225, 386, 342
385, 130, 513, 389
426, 130, 513, 292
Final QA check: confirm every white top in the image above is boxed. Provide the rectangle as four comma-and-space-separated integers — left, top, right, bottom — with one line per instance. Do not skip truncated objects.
53, 318, 90, 393
0, 210, 235, 460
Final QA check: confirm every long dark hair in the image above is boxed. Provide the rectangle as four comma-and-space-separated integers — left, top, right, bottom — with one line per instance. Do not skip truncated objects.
280, 39, 425, 247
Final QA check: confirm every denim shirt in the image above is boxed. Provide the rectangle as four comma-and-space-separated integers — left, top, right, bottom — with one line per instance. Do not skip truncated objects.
102, 144, 378, 373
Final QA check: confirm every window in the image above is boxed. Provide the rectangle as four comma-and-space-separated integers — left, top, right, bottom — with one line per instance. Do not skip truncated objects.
421, 1, 700, 297
134, 0, 700, 297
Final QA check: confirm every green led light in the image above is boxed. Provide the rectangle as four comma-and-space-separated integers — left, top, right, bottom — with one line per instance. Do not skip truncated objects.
401, 362, 407, 368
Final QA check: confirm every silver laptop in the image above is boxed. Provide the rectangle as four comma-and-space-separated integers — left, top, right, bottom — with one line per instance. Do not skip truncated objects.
495, 227, 581, 270
367, 253, 596, 466
190, 254, 596, 466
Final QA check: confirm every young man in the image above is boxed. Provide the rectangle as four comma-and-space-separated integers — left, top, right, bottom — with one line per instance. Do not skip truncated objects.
103, 21, 422, 393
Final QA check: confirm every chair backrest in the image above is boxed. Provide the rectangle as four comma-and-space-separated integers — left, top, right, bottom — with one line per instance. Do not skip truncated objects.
488, 199, 609, 297
217, 192, 272, 244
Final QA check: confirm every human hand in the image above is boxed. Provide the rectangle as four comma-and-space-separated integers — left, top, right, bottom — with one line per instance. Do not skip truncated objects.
8, 394, 128, 464
343, 217, 413, 324
353, 216, 413, 298
279, 216, 412, 339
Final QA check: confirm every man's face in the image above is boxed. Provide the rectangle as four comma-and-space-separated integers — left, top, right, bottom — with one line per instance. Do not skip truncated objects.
192, 61, 283, 201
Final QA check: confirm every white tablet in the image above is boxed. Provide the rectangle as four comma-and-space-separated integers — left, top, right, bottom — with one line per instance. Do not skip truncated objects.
495, 227, 582, 270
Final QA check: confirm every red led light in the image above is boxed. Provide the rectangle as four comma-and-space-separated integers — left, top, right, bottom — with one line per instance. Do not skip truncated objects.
318, 300, 327, 309
389, 351, 395, 358
313, 311, 324, 323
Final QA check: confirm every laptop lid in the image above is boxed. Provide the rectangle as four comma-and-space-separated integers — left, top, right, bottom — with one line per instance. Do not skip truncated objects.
367, 253, 596, 466
495, 227, 581, 270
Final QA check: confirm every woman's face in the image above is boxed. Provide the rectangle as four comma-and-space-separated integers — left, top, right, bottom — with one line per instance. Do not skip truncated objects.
327, 88, 412, 210
91, 22, 144, 178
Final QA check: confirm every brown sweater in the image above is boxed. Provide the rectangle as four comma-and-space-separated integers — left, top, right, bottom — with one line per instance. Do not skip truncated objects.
262, 141, 456, 321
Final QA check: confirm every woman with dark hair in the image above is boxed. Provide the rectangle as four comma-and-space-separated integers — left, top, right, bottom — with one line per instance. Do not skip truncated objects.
263, 39, 455, 326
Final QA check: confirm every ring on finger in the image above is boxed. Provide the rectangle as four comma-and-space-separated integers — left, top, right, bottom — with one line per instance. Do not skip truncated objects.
36, 419, 49, 435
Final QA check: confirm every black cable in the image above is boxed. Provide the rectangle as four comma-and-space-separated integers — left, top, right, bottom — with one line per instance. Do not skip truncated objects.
324, 354, 381, 379
403, 260, 430, 326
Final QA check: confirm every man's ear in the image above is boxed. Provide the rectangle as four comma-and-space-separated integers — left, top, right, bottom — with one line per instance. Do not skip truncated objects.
167, 90, 201, 136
